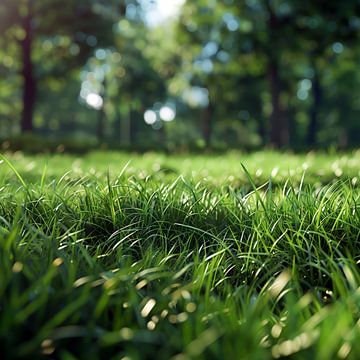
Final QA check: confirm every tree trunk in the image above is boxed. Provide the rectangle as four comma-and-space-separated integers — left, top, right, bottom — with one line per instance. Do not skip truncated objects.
96, 78, 107, 142
268, 61, 287, 148
307, 71, 322, 146
257, 116, 267, 146
201, 101, 213, 148
20, 1, 35, 133
129, 109, 136, 146
121, 107, 131, 147
266, 4, 288, 148
96, 109, 105, 142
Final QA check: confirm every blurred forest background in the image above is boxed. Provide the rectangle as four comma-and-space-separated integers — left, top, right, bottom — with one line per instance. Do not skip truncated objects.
1, 0, 360, 152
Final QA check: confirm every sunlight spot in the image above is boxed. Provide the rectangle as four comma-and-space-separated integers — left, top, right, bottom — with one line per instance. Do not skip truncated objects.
334, 168, 343, 177
119, 328, 134, 340
338, 343, 351, 359
332, 42, 344, 54
12, 262, 24, 273
223, 13, 239, 32
141, 298, 156, 318
271, 324, 283, 338
111, 52, 122, 62
300, 79, 312, 91
227, 19, 239, 31
69, 43, 80, 56
269, 270, 291, 298
52, 258, 63, 267
144, 110, 157, 125
144, 0, 186, 27
297, 89, 308, 101
202, 42, 219, 57
95, 48, 107, 60
86, 93, 103, 110
41, 339, 55, 355
186, 302, 197, 313
183, 87, 209, 108
160, 106, 176, 122
271, 167, 279, 177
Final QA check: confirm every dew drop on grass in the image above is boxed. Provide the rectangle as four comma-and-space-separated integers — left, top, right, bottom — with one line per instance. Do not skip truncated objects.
271, 167, 279, 177
52, 258, 63, 267
141, 298, 156, 318
338, 342, 351, 359
160, 310, 169, 318
41, 339, 55, 355
135, 279, 147, 290
177, 312, 189, 323
151, 315, 159, 323
169, 315, 178, 324
271, 324, 282, 338
119, 328, 133, 340
186, 303, 197, 313
12, 262, 23, 273
335, 168, 343, 177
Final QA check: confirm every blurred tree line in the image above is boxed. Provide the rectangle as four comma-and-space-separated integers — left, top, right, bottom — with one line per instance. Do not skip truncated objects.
1, 0, 360, 151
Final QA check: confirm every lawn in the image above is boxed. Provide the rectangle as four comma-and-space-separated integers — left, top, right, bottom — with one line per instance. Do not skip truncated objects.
0, 150, 360, 359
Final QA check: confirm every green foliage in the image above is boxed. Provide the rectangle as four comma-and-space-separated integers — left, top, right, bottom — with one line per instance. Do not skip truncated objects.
1, 0, 360, 149
0, 152, 360, 358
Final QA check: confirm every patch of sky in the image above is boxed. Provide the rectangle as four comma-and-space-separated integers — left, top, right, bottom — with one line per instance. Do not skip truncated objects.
223, 13, 239, 32
332, 42, 344, 54
217, 51, 230, 63
95, 49, 107, 60
202, 42, 219, 58
126, 4, 138, 20
297, 79, 312, 101
182, 87, 209, 108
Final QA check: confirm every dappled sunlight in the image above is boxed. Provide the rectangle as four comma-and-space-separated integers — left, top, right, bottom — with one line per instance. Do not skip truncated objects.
86, 93, 103, 110
0, 0, 359, 149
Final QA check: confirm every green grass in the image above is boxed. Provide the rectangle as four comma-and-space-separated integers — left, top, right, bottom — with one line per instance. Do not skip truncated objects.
2, 149, 360, 186
0, 150, 360, 359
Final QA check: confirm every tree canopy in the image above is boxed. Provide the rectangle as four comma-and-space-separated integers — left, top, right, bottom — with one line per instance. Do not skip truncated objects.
1, 0, 360, 150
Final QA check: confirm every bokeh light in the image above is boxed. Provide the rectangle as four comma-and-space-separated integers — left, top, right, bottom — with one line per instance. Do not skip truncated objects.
144, 109, 157, 124
159, 106, 176, 122
86, 93, 103, 110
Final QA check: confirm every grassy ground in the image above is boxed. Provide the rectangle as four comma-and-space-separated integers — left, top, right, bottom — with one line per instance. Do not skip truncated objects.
0, 150, 360, 359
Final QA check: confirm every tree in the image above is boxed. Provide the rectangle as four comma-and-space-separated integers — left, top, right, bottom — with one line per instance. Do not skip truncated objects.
0, 0, 120, 133
292, 1, 360, 146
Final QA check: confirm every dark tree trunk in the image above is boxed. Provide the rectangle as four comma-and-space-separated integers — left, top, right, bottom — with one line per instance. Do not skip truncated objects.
257, 117, 267, 145
113, 104, 122, 142
201, 101, 213, 148
96, 109, 105, 141
20, 1, 35, 133
96, 78, 107, 142
268, 61, 285, 147
307, 71, 322, 146
266, 4, 288, 148
129, 109, 136, 146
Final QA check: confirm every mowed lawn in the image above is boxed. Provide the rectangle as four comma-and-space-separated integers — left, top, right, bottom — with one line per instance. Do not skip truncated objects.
0, 150, 360, 359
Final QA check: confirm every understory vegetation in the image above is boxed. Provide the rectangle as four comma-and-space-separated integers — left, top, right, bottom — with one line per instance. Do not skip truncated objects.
1, 151, 360, 359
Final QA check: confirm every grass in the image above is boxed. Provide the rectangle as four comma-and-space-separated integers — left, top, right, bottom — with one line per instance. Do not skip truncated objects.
0, 150, 360, 359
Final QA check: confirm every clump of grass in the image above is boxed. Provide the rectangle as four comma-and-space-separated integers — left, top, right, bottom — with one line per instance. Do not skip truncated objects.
0, 153, 360, 359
